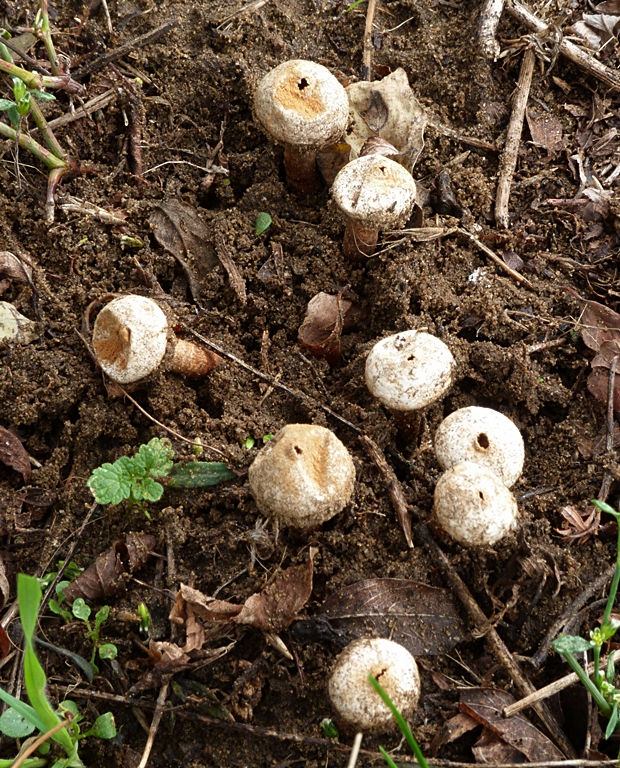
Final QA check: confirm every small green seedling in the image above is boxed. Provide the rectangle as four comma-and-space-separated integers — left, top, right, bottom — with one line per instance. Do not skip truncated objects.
70, 600, 118, 675
38, 560, 82, 592
87, 437, 236, 517
345, 0, 366, 11
255, 212, 272, 236
321, 718, 339, 739
369, 675, 430, 768
137, 602, 153, 640
552, 500, 620, 740
0, 575, 117, 768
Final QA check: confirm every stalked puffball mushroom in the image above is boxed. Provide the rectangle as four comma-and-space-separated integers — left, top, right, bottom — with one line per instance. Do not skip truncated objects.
365, 330, 454, 414
92, 295, 220, 385
331, 154, 417, 260
328, 638, 420, 733
434, 406, 524, 487
254, 59, 349, 194
433, 461, 519, 547
248, 424, 355, 530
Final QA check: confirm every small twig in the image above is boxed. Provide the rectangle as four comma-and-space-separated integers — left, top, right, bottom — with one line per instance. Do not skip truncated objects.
598, 354, 618, 502
181, 324, 362, 435
504, 651, 620, 718
495, 47, 535, 229
216, 0, 270, 29
456, 228, 536, 290
526, 336, 568, 354
74, 20, 179, 80
530, 564, 616, 668
214, 233, 247, 306
415, 523, 577, 759
0, 37, 50, 75
426, 116, 499, 152
479, 0, 506, 60
10, 716, 72, 768
361, 0, 378, 80
347, 732, 363, 768
507, 0, 620, 91
45, 89, 117, 131
136, 678, 170, 768
360, 435, 413, 548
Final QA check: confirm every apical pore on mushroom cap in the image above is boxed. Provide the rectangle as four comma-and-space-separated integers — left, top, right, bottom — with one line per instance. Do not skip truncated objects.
248, 423, 355, 529
328, 637, 420, 732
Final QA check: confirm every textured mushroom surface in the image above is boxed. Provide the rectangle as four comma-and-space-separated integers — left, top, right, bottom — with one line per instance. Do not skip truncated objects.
332, 154, 417, 229
328, 637, 420, 732
433, 461, 519, 547
248, 424, 355, 529
254, 60, 349, 149
365, 330, 454, 412
434, 406, 524, 487
92, 295, 168, 384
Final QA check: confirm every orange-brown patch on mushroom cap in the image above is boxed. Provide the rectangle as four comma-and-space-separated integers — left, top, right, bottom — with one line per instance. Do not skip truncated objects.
92, 295, 168, 384
248, 424, 355, 529
254, 60, 349, 149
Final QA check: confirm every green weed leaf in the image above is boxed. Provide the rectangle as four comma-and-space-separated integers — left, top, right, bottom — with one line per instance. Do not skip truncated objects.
48, 599, 72, 622
0, 707, 36, 738
0, 99, 15, 111
255, 212, 272, 236
94, 606, 110, 632
552, 635, 593, 655
71, 599, 91, 623
135, 438, 174, 478
90, 712, 116, 739
137, 476, 164, 502
167, 461, 236, 489
98, 644, 117, 661
607, 703, 619, 740
32, 90, 56, 102
87, 463, 131, 505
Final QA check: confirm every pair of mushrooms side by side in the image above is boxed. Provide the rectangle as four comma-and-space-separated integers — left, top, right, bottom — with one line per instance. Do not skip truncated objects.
254, 59, 417, 260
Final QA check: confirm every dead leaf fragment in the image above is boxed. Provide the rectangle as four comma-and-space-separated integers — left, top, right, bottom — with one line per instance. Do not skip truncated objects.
214, 233, 247, 305
298, 292, 364, 365
0, 252, 32, 283
555, 505, 601, 543
63, 533, 156, 601
526, 108, 563, 151
346, 68, 427, 172
0, 426, 31, 483
473, 727, 526, 764
0, 302, 37, 344
149, 199, 218, 302
234, 548, 316, 632
459, 688, 564, 763
319, 578, 466, 655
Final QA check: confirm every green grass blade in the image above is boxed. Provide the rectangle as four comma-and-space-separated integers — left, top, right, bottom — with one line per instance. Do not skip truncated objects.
369, 675, 430, 768
18, 575, 77, 758
379, 746, 400, 768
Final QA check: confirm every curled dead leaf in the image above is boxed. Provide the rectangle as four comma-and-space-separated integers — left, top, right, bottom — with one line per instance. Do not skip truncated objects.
0, 426, 31, 483
298, 292, 364, 366
63, 533, 156, 601
0, 252, 32, 283
0, 302, 37, 344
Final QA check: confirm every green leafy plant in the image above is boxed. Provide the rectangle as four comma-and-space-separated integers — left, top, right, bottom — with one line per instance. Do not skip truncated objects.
552, 499, 620, 740
254, 212, 272, 236
369, 675, 430, 768
87, 437, 236, 516
0, 575, 116, 767
0, 77, 56, 126
57, 600, 117, 675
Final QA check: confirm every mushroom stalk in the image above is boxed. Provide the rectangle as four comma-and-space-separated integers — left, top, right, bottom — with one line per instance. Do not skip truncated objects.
342, 221, 379, 260
170, 339, 220, 378
283, 145, 321, 195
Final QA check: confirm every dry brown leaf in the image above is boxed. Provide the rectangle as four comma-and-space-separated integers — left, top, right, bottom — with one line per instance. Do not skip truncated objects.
555, 505, 601, 544
63, 533, 156, 601
234, 548, 316, 632
170, 584, 243, 624
472, 727, 526, 764
0, 252, 32, 283
0, 426, 31, 483
317, 578, 466, 655
526, 108, 563, 151
430, 712, 479, 756
149, 199, 217, 302
459, 688, 564, 763
214, 233, 247, 305
0, 302, 37, 344
298, 292, 364, 366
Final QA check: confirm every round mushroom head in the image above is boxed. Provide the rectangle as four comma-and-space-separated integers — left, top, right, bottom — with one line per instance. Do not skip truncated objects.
365, 330, 455, 412
434, 406, 524, 487
433, 461, 519, 547
254, 60, 349, 151
332, 154, 417, 230
92, 295, 168, 384
248, 424, 355, 529
328, 637, 420, 733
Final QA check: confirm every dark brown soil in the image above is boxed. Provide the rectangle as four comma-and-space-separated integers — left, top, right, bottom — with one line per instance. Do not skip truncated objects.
1, 0, 620, 765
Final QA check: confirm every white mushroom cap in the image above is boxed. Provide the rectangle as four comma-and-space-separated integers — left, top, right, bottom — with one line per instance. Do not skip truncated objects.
248, 424, 355, 529
434, 406, 524, 487
332, 154, 417, 229
92, 295, 168, 384
365, 330, 455, 412
254, 60, 349, 150
328, 638, 420, 733
433, 461, 519, 547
